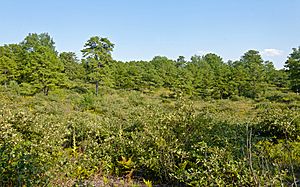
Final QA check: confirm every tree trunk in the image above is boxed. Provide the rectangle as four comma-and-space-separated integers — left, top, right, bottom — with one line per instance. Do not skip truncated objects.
43, 86, 49, 96
95, 81, 99, 96
4, 70, 8, 88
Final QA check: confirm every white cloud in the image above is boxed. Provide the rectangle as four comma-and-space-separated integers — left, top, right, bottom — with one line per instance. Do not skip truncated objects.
262, 49, 284, 57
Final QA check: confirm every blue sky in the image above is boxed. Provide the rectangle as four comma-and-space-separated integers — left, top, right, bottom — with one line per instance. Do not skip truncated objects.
1, 0, 300, 68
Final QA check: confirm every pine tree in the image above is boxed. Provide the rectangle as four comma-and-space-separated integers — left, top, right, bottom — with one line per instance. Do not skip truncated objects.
81, 36, 114, 95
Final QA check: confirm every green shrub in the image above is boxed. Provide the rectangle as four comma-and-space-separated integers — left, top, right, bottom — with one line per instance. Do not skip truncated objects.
0, 87, 299, 186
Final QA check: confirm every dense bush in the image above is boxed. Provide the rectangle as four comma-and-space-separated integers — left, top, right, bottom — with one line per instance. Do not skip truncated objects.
0, 88, 299, 186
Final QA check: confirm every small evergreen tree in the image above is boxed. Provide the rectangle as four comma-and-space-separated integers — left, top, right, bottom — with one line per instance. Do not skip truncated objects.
81, 36, 114, 95
285, 47, 300, 93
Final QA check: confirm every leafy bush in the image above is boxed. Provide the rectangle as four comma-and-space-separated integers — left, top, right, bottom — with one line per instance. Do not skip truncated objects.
0, 88, 299, 186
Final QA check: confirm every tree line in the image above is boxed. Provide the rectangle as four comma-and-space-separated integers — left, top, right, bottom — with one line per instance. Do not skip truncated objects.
0, 33, 299, 98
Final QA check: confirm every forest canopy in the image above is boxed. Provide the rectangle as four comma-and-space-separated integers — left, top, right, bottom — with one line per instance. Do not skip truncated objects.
0, 33, 298, 98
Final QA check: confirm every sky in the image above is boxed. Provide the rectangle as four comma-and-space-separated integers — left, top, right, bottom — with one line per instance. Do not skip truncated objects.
1, 0, 300, 69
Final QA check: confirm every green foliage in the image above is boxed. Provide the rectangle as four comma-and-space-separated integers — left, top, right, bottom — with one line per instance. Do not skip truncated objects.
0, 44, 23, 86
22, 45, 65, 95
59, 52, 85, 81
285, 47, 300, 93
0, 56, 17, 86
0, 33, 300, 186
0, 106, 66, 186
232, 50, 267, 98
81, 36, 114, 95
0, 33, 66, 95
0, 33, 297, 99
143, 178, 153, 187
21, 33, 56, 53
0, 87, 299, 186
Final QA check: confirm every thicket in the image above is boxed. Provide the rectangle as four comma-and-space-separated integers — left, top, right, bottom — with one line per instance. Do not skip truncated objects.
0, 33, 300, 186
0, 86, 299, 186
